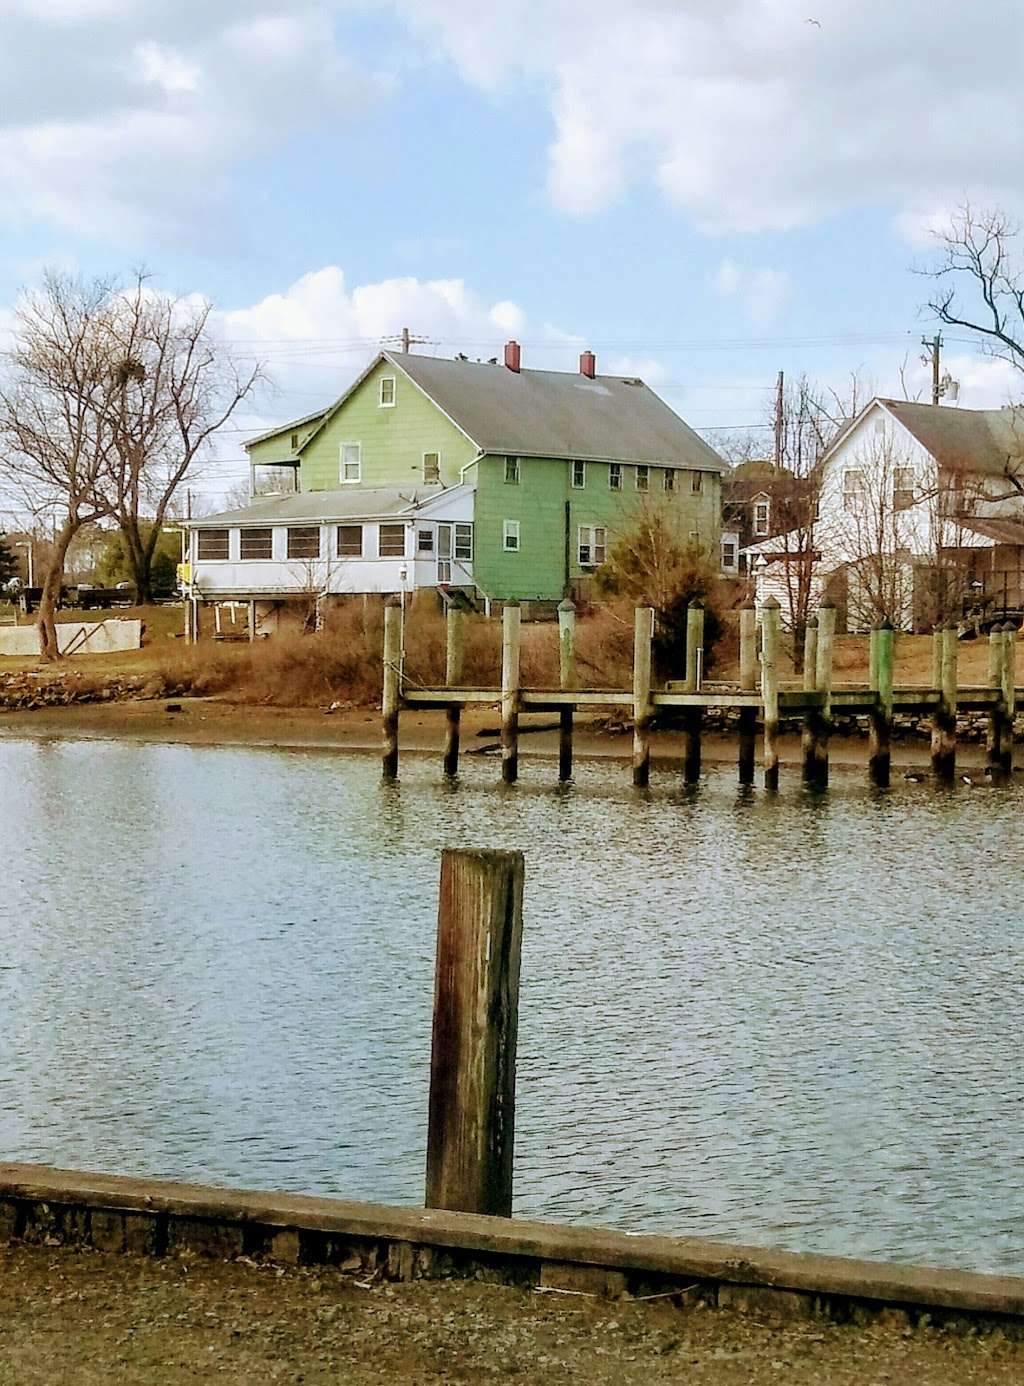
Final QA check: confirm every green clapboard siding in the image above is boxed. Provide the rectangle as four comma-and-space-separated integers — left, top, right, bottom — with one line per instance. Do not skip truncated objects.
472, 456, 722, 601
297, 359, 477, 491
248, 417, 324, 468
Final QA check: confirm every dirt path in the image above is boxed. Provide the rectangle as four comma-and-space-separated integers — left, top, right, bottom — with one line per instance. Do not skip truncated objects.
0, 1244, 1019, 1385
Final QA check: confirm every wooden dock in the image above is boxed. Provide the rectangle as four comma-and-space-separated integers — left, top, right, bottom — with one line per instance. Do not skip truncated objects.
382, 599, 1020, 789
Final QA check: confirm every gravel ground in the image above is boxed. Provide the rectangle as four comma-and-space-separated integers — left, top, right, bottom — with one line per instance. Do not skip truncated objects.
0, 1244, 1020, 1384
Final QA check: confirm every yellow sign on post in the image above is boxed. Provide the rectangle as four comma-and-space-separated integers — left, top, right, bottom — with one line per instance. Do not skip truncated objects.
176, 562, 192, 584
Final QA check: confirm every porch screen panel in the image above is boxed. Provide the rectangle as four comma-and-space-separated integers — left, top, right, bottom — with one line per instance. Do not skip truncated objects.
379, 524, 406, 557
197, 529, 229, 560
287, 526, 321, 559
337, 525, 363, 557
240, 527, 273, 560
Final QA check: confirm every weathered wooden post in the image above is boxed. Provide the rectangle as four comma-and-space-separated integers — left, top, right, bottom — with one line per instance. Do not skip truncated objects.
800, 616, 828, 785
425, 848, 524, 1217
868, 621, 894, 787
247, 600, 257, 643
382, 599, 403, 780
557, 598, 576, 782
931, 626, 958, 781
632, 606, 655, 788
810, 601, 836, 788
931, 627, 943, 696
738, 600, 757, 785
986, 624, 1005, 777
761, 597, 781, 791
683, 601, 704, 784
1002, 623, 1017, 776
500, 602, 521, 785
443, 606, 465, 778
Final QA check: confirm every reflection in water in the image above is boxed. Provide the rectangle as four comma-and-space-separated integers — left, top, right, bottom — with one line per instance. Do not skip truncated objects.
0, 735, 1022, 1274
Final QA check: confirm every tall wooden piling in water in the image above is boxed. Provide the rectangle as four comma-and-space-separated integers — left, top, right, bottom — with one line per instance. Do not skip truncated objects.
382, 599, 402, 780
557, 598, 576, 782
986, 624, 1006, 779
425, 848, 524, 1217
868, 622, 894, 787
632, 606, 655, 788
442, 606, 465, 778
760, 597, 781, 791
1002, 623, 1017, 776
500, 603, 521, 785
738, 601, 757, 785
931, 626, 958, 781
801, 616, 828, 786
683, 601, 704, 784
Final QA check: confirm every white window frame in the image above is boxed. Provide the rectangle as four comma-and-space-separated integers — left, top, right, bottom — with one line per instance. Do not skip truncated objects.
609, 462, 622, 491
340, 441, 362, 483
721, 537, 738, 571
571, 459, 586, 489
503, 519, 520, 552
378, 523, 406, 558
635, 465, 649, 492
239, 527, 273, 561
753, 498, 770, 535
454, 522, 473, 561
423, 450, 441, 484
197, 528, 230, 561
843, 469, 866, 512
577, 524, 606, 568
893, 466, 916, 511
336, 524, 363, 558
379, 375, 396, 408
286, 525, 321, 560
504, 456, 520, 485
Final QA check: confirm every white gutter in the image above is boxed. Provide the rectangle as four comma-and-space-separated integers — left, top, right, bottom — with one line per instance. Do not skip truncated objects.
459, 451, 485, 483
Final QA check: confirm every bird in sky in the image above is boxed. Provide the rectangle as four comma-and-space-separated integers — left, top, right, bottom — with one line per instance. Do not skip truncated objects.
806, 17, 822, 27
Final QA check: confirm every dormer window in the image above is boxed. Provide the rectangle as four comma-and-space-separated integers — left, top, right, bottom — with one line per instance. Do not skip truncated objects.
379, 376, 396, 408
753, 498, 770, 535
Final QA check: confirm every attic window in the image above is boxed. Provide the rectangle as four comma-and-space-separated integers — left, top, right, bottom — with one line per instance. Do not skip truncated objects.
379, 376, 396, 408
753, 499, 770, 535
423, 451, 441, 484
504, 456, 520, 484
893, 467, 916, 511
290, 433, 298, 450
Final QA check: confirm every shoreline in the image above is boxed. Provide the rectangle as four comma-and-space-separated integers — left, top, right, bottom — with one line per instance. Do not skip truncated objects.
0, 696, 1000, 770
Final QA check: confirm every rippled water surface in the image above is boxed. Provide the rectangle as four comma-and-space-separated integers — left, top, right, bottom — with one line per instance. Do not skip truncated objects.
1, 734, 1022, 1273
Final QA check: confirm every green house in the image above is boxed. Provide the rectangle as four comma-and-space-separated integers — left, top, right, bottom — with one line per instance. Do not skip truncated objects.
186, 343, 724, 616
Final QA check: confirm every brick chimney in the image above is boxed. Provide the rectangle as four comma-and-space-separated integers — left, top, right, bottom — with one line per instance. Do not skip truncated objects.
504, 339, 521, 373
579, 349, 596, 379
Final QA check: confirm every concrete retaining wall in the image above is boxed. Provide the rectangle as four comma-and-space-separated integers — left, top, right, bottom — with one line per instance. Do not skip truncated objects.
1, 1163, 1022, 1331
0, 620, 142, 657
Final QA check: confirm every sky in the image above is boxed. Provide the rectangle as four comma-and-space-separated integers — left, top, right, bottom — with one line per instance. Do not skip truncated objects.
2, 0, 1024, 504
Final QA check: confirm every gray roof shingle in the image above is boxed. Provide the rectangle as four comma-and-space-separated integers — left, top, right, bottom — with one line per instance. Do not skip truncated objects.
391, 353, 724, 471
882, 399, 1024, 477
188, 486, 443, 527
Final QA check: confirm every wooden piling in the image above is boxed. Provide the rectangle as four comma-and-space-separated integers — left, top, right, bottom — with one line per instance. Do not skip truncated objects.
761, 597, 781, 791
382, 599, 402, 780
443, 606, 465, 778
868, 622, 894, 788
800, 616, 828, 786
931, 626, 958, 781
1002, 623, 1017, 775
985, 624, 1004, 777
500, 602, 521, 785
737, 601, 758, 786
683, 602, 704, 783
247, 600, 257, 643
557, 598, 576, 782
632, 606, 655, 788
425, 847, 525, 1217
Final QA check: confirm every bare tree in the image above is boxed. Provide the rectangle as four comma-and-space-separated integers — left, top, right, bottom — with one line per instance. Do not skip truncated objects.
924, 203, 1024, 377
102, 275, 262, 602
0, 275, 121, 659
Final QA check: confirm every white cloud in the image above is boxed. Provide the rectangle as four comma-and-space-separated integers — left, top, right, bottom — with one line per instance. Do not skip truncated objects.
396, 0, 1024, 236
713, 259, 789, 326
0, 3, 381, 241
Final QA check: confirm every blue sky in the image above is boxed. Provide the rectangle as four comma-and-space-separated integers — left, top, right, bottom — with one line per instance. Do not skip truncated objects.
2, 1, 1022, 501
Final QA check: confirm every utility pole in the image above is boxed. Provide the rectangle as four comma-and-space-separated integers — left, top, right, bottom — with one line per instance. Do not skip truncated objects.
773, 370, 784, 468
922, 334, 942, 406
388, 327, 431, 354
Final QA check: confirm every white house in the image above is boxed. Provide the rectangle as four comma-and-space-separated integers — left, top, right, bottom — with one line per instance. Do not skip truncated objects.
746, 398, 1024, 631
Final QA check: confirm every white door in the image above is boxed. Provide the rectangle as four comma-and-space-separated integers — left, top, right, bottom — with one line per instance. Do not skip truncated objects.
437, 523, 452, 583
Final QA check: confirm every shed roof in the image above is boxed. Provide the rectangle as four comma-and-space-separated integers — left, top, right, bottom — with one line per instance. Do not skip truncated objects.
187, 486, 444, 527
880, 399, 1024, 477
953, 516, 1024, 546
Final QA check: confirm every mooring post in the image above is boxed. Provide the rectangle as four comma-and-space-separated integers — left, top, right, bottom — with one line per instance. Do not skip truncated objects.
800, 616, 827, 785
1003, 623, 1017, 775
557, 598, 576, 782
868, 622, 894, 787
737, 600, 758, 786
931, 626, 958, 781
632, 606, 655, 788
986, 624, 1005, 777
931, 627, 943, 695
683, 601, 704, 784
443, 605, 465, 778
425, 847, 525, 1217
501, 602, 521, 785
761, 597, 781, 791
809, 601, 836, 788
382, 599, 403, 780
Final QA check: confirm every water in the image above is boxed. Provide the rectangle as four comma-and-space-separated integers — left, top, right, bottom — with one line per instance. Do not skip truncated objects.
0, 734, 1022, 1275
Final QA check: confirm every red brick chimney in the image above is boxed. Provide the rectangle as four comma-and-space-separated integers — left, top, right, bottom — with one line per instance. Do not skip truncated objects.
580, 349, 596, 379
504, 339, 521, 373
